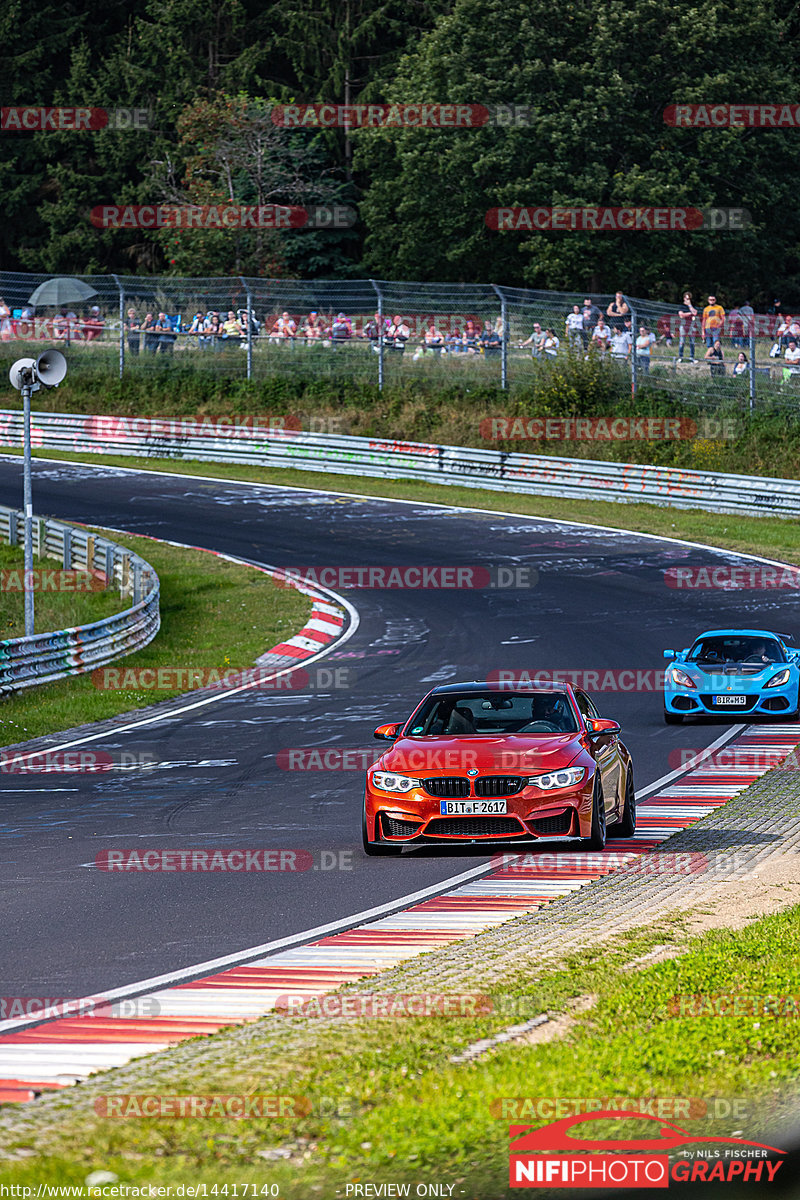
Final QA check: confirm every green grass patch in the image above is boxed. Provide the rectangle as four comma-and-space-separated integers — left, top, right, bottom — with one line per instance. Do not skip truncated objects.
0, 907, 797, 1193
4, 351, 800, 477
0, 528, 310, 744
0, 541, 123, 639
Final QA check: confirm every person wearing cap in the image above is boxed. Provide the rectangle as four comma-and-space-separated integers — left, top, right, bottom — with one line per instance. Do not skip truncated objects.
83, 304, 105, 343
303, 311, 323, 343
330, 311, 352, 341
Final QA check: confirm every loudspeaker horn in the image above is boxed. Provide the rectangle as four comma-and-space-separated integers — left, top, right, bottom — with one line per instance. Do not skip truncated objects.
35, 349, 68, 387
8, 358, 37, 391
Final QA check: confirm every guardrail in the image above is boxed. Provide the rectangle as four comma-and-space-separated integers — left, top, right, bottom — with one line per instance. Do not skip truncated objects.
0, 407, 799, 518
0, 502, 160, 693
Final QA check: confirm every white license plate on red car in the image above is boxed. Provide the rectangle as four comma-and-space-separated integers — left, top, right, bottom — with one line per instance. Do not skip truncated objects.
713, 694, 748, 706
439, 799, 507, 815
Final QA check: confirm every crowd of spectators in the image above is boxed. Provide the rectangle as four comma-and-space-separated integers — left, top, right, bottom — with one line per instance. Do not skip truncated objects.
4, 293, 800, 383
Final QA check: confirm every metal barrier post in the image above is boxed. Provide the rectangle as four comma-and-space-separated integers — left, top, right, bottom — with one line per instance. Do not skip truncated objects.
630, 306, 638, 398
491, 285, 508, 389
112, 274, 124, 379
63, 528, 72, 570
749, 323, 756, 414
240, 277, 253, 381
371, 280, 384, 391
22, 382, 34, 636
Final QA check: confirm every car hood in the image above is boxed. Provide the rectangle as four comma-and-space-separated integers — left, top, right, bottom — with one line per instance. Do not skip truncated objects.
377, 734, 584, 777
679, 661, 787, 681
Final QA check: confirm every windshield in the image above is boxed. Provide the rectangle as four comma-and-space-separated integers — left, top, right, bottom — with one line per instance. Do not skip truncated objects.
687, 636, 785, 665
405, 691, 579, 735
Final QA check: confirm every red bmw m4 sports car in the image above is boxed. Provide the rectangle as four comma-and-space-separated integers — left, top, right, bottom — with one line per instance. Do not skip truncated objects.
361, 681, 635, 855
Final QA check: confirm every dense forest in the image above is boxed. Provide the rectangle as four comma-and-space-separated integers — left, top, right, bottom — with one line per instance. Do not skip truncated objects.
2, 0, 800, 300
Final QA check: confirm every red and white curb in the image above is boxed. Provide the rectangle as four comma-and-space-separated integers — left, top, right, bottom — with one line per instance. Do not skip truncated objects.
1, 724, 798, 1105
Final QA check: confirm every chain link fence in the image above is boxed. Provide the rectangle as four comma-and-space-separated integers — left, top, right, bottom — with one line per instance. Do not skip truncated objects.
1, 271, 797, 407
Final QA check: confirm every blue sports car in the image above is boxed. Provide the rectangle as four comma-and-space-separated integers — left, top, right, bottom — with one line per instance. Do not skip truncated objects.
663, 628, 800, 724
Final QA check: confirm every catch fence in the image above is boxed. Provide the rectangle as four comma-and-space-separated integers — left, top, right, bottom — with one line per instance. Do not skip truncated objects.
0, 272, 796, 407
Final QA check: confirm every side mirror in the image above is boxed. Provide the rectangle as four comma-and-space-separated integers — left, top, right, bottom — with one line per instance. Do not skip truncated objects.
663, 649, 676, 660
374, 723, 402, 742
587, 717, 621, 738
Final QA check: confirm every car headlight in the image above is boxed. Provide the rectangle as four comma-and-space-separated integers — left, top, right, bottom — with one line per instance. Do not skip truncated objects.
669, 667, 697, 689
527, 766, 586, 790
765, 668, 792, 688
370, 772, 421, 793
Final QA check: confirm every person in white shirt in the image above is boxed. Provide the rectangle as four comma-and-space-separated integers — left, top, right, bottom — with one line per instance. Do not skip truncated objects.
565, 305, 584, 347
784, 339, 800, 374
542, 329, 560, 357
591, 317, 610, 354
635, 326, 655, 373
610, 328, 632, 360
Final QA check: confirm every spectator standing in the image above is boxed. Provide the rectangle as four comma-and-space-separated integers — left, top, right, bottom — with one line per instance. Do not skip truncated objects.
591, 316, 611, 355
728, 305, 745, 348
155, 312, 176, 354
565, 305, 584, 348
701, 295, 725, 349
207, 312, 223, 351
606, 292, 629, 323
520, 321, 545, 356
141, 312, 158, 354
705, 338, 725, 376
542, 328, 560, 357
610, 326, 631, 361
581, 297, 601, 350
677, 292, 698, 362
125, 308, 141, 355
0, 298, 11, 341
739, 300, 755, 345
635, 326, 655, 373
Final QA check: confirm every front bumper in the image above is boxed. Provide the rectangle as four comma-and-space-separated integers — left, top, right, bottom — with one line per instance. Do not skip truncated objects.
664, 682, 798, 718
364, 782, 592, 844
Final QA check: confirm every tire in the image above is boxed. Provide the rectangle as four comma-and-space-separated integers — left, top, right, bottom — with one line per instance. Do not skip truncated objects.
581, 777, 607, 851
664, 709, 683, 725
361, 810, 400, 856
608, 767, 636, 838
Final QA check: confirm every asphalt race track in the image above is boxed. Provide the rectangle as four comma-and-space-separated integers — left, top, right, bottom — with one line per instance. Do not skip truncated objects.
1, 456, 798, 1001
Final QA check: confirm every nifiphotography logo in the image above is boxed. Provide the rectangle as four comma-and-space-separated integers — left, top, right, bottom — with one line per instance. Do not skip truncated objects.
508, 1111, 785, 1188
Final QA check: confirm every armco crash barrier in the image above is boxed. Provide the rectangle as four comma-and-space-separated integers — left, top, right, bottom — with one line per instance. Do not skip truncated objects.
0, 504, 159, 693
1, 408, 800, 517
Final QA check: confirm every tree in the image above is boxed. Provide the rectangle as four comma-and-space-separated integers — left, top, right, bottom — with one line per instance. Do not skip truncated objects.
357, 0, 800, 300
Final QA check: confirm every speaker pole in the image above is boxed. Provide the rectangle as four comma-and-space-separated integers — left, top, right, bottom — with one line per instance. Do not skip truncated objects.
22, 379, 34, 638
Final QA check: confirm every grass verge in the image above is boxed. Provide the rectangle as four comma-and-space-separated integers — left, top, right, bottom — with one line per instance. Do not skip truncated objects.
0, 542, 123, 638
0, 907, 797, 1193
0, 527, 310, 745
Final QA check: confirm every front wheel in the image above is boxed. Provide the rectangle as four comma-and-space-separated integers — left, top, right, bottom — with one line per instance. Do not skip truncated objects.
608, 768, 636, 838
664, 709, 683, 725
361, 810, 401, 856
581, 777, 607, 851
